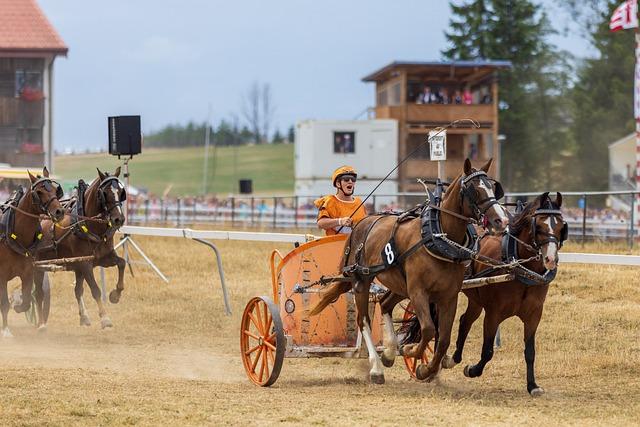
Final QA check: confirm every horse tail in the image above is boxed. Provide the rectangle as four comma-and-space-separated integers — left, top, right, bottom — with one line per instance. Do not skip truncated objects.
308, 281, 351, 316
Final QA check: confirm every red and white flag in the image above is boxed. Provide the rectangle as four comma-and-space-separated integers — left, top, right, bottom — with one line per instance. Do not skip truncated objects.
610, 0, 638, 32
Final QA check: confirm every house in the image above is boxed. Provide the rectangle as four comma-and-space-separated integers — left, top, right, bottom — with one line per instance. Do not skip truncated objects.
0, 0, 68, 171
362, 60, 511, 192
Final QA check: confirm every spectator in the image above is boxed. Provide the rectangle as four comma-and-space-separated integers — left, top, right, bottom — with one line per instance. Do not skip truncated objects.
453, 89, 463, 104
463, 87, 473, 105
436, 87, 449, 104
416, 86, 437, 104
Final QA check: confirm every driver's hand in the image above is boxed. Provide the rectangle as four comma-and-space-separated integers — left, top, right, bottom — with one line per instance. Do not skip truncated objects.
340, 217, 353, 227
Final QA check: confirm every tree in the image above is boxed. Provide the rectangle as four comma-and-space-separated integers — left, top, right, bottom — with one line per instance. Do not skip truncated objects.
443, 0, 573, 190
570, 1, 635, 189
287, 125, 295, 144
242, 81, 276, 144
272, 129, 284, 144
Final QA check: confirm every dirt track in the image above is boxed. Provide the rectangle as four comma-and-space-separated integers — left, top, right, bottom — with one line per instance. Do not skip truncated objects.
1, 237, 639, 426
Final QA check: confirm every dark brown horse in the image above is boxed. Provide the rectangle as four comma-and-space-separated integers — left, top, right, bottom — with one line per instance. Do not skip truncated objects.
0, 168, 64, 337
310, 159, 509, 384
35, 168, 126, 330
440, 192, 567, 396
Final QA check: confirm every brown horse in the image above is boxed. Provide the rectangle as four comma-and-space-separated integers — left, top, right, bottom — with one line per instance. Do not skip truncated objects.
0, 168, 64, 337
35, 168, 126, 330
310, 159, 509, 384
440, 192, 567, 396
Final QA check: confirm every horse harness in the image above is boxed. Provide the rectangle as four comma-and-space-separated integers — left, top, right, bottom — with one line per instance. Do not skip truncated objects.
0, 177, 63, 257
341, 172, 499, 283
43, 177, 126, 254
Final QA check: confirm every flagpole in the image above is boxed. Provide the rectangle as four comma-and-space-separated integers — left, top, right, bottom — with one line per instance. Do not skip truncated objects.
636, 29, 640, 244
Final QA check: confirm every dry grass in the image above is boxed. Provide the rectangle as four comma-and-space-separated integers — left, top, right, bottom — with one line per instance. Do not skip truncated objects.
0, 237, 639, 426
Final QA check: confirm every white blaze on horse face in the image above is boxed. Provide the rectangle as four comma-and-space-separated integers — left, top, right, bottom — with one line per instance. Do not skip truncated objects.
110, 186, 123, 216
541, 217, 558, 270
478, 179, 509, 225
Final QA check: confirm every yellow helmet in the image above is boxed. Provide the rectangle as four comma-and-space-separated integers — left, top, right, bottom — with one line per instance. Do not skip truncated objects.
331, 165, 357, 187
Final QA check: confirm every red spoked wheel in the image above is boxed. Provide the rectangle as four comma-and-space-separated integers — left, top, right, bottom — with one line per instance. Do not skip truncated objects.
240, 296, 285, 386
401, 302, 435, 380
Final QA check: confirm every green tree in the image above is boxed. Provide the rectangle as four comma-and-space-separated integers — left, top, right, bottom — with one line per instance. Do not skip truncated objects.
287, 125, 295, 143
443, 0, 573, 190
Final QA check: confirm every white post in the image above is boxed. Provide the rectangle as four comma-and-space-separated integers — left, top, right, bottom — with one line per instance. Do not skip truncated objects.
635, 33, 640, 238
202, 104, 211, 195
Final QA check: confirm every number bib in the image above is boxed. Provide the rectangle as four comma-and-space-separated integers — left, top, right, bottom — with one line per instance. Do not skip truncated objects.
381, 239, 398, 268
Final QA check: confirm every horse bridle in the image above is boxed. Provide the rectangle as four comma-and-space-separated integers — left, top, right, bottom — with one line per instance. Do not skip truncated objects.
30, 177, 63, 218
96, 176, 126, 221
531, 208, 568, 250
460, 171, 504, 219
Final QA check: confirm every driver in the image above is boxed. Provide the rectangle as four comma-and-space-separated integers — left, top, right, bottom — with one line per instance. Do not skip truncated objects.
314, 166, 367, 235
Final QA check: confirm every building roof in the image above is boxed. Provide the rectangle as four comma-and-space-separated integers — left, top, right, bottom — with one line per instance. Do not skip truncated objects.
608, 133, 635, 149
0, 0, 68, 55
362, 60, 512, 83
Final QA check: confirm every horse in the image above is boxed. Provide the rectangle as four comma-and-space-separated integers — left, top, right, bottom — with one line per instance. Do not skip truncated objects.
0, 168, 64, 337
34, 168, 127, 330
309, 159, 509, 384
438, 192, 568, 396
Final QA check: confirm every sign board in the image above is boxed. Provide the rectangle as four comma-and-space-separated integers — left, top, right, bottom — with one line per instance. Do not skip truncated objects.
429, 130, 447, 161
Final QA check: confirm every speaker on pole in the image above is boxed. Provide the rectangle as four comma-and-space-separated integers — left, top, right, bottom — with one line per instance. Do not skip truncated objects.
108, 115, 142, 157
239, 179, 253, 194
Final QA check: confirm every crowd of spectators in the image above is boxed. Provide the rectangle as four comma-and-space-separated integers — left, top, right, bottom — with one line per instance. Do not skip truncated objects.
415, 85, 492, 105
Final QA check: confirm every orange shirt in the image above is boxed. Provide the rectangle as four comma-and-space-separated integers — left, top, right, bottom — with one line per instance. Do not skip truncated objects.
314, 195, 367, 235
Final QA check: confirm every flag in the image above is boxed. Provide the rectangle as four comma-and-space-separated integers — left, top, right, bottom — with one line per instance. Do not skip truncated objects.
610, 0, 638, 32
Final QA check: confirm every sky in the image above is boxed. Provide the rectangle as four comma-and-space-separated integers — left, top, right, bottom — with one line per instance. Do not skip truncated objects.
38, 0, 590, 152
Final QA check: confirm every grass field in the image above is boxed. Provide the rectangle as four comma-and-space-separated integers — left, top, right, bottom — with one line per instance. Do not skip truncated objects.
0, 238, 639, 426
54, 144, 294, 197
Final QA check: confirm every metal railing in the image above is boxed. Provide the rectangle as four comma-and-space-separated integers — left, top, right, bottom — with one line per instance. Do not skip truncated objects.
123, 190, 640, 248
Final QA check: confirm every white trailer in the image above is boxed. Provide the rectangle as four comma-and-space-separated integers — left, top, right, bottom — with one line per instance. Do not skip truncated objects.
295, 119, 398, 208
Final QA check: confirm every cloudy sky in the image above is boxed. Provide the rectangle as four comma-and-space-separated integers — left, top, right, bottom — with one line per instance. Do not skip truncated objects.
38, 0, 588, 152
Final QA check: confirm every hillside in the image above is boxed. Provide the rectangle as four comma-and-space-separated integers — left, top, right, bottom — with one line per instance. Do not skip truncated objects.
54, 144, 294, 196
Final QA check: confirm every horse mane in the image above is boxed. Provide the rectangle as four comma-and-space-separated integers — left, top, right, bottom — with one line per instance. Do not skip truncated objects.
509, 193, 559, 236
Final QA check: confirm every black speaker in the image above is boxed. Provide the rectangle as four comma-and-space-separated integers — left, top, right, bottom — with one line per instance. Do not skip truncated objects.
108, 115, 141, 156
239, 179, 253, 194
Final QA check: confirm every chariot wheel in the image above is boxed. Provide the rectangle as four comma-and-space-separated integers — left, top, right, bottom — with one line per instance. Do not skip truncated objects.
400, 302, 435, 379
240, 296, 285, 386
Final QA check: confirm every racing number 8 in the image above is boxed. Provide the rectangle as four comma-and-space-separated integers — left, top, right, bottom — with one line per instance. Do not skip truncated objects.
384, 243, 395, 265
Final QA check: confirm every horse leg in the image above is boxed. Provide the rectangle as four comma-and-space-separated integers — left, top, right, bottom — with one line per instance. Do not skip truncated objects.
81, 264, 113, 329
523, 309, 545, 397
443, 299, 483, 369
33, 269, 47, 330
14, 270, 33, 313
400, 291, 436, 362
379, 292, 404, 368
97, 251, 126, 304
419, 295, 457, 382
74, 270, 91, 326
0, 279, 12, 338
464, 310, 500, 379
355, 281, 384, 384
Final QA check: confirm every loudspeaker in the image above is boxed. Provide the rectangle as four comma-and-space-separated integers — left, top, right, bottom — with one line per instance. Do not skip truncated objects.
239, 179, 253, 194
108, 115, 141, 156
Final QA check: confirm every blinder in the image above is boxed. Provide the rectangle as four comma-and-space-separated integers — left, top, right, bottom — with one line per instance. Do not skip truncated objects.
460, 171, 503, 217
493, 182, 504, 200
531, 208, 568, 248
97, 176, 126, 212
30, 178, 63, 212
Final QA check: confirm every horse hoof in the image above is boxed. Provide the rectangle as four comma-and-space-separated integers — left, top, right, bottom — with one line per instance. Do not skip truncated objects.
415, 364, 430, 381
101, 317, 114, 329
13, 302, 30, 314
109, 290, 121, 304
442, 355, 458, 369
37, 324, 48, 333
79, 315, 92, 327
381, 350, 396, 368
530, 387, 545, 397
370, 372, 385, 385
463, 365, 472, 378
2, 328, 13, 338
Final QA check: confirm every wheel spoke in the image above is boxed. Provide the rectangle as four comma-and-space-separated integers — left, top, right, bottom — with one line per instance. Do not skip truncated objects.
251, 346, 263, 372
267, 347, 275, 365
264, 313, 273, 336
264, 340, 276, 352
254, 302, 264, 332
243, 329, 260, 341
245, 344, 261, 356
262, 302, 269, 333
259, 346, 266, 381
248, 312, 264, 335
264, 349, 270, 379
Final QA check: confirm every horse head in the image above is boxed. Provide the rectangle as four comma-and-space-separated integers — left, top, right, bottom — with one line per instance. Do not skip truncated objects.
27, 167, 64, 222
458, 158, 509, 232
94, 167, 126, 228
530, 192, 567, 271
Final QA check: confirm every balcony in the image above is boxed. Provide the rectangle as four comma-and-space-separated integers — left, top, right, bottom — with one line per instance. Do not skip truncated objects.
375, 104, 495, 128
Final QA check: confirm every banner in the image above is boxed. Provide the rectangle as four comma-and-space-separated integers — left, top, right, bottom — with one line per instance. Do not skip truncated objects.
610, 0, 638, 32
